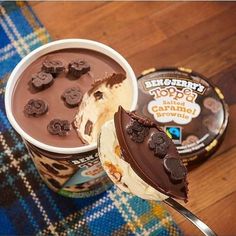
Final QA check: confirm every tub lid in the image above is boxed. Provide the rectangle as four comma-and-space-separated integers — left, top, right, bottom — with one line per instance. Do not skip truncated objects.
136, 67, 229, 165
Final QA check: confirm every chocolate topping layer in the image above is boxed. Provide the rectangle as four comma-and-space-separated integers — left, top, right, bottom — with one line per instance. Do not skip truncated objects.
114, 106, 188, 201
87, 73, 126, 96
106, 73, 126, 88
12, 48, 125, 148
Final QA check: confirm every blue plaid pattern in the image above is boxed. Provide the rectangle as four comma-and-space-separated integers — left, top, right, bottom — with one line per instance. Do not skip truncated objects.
0, 2, 183, 235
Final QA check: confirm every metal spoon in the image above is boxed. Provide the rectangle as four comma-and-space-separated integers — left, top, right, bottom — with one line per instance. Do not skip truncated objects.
164, 197, 217, 236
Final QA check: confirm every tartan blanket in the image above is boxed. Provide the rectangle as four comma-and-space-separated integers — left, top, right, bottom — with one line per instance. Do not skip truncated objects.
0, 2, 183, 235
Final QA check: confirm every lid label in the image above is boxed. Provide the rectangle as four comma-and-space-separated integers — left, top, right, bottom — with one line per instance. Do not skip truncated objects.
138, 68, 228, 162
147, 85, 201, 125
144, 78, 206, 93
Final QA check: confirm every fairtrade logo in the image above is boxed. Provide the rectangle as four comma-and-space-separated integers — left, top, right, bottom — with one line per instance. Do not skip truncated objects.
165, 126, 182, 144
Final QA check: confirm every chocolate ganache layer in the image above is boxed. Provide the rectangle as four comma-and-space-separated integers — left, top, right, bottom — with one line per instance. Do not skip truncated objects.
114, 106, 188, 201
12, 48, 127, 148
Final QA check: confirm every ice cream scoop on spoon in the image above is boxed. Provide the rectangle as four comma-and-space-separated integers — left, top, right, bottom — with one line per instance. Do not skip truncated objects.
98, 106, 217, 236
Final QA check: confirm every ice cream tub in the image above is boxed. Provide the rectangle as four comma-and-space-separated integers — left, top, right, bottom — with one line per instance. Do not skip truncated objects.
5, 39, 138, 197
136, 67, 229, 166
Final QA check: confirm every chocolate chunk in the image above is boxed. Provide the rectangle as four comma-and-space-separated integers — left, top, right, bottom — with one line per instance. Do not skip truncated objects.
94, 91, 103, 100
47, 119, 71, 136
62, 87, 82, 107
24, 99, 48, 117
47, 178, 61, 189
163, 156, 187, 181
40, 162, 59, 175
52, 163, 68, 170
42, 60, 65, 75
31, 72, 53, 90
126, 119, 149, 143
106, 73, 126, 88
68, 59, 90, 78
148, 132, 169, 158
85, 120, 93, 136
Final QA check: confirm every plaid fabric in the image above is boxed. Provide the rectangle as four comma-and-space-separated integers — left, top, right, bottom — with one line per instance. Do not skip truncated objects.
0, 2, 183, 235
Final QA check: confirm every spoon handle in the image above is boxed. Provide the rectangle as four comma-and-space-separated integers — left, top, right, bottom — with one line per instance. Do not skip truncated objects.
164, 197, 217, 236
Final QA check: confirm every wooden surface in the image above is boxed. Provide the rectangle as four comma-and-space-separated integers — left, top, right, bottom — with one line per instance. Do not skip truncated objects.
30, 2, 236, 235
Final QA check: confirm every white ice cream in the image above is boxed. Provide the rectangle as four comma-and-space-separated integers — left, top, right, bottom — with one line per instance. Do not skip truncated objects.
98, 119, 169, 201
74, 75, 132, 144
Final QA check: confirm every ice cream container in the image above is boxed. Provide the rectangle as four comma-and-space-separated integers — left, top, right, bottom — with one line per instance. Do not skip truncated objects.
5, 39, 138, 197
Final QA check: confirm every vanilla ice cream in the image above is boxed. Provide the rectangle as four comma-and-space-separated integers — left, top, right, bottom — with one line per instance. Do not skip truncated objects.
98, 119, 169, 201
74, 73, 132, 144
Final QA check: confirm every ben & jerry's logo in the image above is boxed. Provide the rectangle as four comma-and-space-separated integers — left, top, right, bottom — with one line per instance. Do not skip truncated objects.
144, 78, 206, 94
